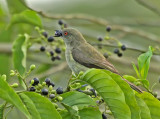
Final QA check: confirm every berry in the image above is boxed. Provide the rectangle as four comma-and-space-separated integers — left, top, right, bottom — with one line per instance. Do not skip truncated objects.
121, 45, 126, 51
48, 36, 54, 42
42, 32, 48, 38
50, 82, 55, 87
40, 46, 45, 52
103, 53, 108, 58
29, 87, 36, 92
30, 64, 36, 71
98, 37, 103, 41
114, 48, 119, 54
45, 78, 51, 85
57, 96, 63, 101
50, 51, 54, 56
117, 52, 123, 57
106, 26, 111, 32
32, 78, 39, 86
55, 48, 61, 54
41, 89, 48, 95
51, 56, 56, 61
56, 87, 63, 94
102, 113, 107, 119
55, 56, 61, 60
58, 20, 63, 25
49, 94, 55, 99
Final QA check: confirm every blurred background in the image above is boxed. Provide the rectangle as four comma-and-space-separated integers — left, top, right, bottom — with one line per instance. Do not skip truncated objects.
0, 0, 160, 118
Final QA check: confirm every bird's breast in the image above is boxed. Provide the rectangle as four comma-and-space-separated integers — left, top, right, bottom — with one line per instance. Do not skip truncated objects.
65, 47, 88, 75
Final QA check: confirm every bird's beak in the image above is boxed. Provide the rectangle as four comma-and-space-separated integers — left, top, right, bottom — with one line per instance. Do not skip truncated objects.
54, 30, 62, 37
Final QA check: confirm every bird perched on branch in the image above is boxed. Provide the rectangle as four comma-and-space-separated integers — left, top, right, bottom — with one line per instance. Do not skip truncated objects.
54, 28, 142, 93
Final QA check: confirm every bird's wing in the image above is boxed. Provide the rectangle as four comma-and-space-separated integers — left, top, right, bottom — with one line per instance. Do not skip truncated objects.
72, 43, 119, 74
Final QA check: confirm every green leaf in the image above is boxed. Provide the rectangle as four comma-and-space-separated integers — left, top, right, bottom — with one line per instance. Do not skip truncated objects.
0, 76, 30, 119
0, 103, 5, 119
138, 92, 160, 119
61, 103, 80, 119
138, 46, 152, 79
20, 92, 62, 119
141, 79, 149, 89
61, 91, 96, 109
12, 34, 29, 76
132, 63, 140, 78
59, 110, 72, 119
135, 96, 152, 119
79, 107, 102, 119
104, 71, 141, 119
8, 10, 42, 28
123, 75, 137, 83
81, 69, 131, 119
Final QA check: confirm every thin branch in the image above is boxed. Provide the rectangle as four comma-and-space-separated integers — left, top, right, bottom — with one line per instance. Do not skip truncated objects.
92, 43, 160, 55
135, 0, 160, 16
20, 0, 160, 44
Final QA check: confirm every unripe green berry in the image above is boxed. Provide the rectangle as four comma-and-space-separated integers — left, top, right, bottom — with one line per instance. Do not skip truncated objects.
10, 73, 15, 76
10, 70, 14, 73
30, 64, 36, 71
51, 90, 56, 94
38, 84, 42, 89
42, 82, 46, 86
11, 83, 18, 88
2, 74, 6, 81
57, 96, 63, 101
79, 71, 84, 76
49, 85, 53, 91
105, 36, 110, 40
31, 80, 34, 85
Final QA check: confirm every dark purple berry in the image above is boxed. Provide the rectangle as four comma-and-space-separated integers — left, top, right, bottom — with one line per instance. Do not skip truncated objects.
32, 78, 39, 86
55, 48, 61, 54
40, 46, 45, 52
41, 89, 48, 95
118, 52, 123, 57
50, 51, 54, 56
98, 37, 103, 41
45, 78, 51, 85
121, 45, 126, 51
114, 48, 119, 54
51, 56, 56, 61
55, 56, 61, 60
50, 82, 55, 87
106, 26, 111, 32
102, 113, 107, 119
56, 87, 63, 94
48, 36, 54, 42
49, 94, 55, 99
58, 20, 63, 25
42, 32, 48, 38
29, 87, 36, 92
103, 53, 108, 58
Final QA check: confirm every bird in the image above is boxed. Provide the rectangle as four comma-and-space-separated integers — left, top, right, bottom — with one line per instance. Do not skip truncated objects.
54, 28, 142, 93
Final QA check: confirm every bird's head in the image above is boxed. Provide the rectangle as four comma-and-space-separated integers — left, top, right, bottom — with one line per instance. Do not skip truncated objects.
54, 28, 86, 47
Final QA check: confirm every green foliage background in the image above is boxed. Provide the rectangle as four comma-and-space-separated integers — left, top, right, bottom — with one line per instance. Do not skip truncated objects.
0, 0, 160, 118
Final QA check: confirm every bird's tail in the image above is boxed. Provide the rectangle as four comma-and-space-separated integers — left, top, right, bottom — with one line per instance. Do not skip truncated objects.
123, 78, 143, 93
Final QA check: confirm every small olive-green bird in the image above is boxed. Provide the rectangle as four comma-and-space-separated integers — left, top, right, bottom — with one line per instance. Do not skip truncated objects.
55, 28, 142, 93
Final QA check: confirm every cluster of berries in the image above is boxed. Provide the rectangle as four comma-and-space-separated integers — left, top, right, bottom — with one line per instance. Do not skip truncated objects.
40, 32, 62, 62
113, 44, 126, 57
29, 77, 63, 102
97, 26, 127, 58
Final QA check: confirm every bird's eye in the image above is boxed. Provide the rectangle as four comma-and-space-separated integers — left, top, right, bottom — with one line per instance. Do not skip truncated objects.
64, 32, 68, 35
